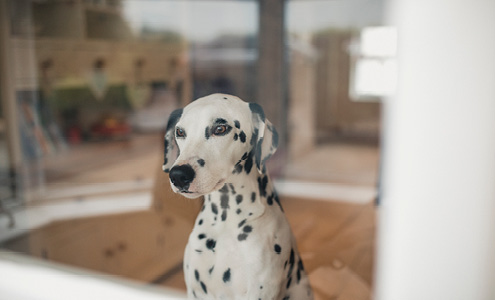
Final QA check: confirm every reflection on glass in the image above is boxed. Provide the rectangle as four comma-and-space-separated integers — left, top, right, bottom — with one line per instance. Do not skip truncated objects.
284, 1, 385, 298
0, 1, 388, 297
4, 0, 259, 189
350, 26, 398, 98
286, 0, 384, 177
0, 0, 260, 291
0, 85, 16, 228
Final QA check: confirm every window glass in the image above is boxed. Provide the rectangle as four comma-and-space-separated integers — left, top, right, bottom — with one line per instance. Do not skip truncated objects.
286, 0, 385, 158
0, 88, 15, 205
284, 1, 386, 297
0, 0, 258, 290
0, 0, 387, 297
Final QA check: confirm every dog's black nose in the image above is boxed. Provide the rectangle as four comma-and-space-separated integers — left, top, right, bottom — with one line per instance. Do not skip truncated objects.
169, 164, 196, 190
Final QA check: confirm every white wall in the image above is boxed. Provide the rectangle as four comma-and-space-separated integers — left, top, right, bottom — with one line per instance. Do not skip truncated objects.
376, 1, 495, 300
0, 251, 186, 300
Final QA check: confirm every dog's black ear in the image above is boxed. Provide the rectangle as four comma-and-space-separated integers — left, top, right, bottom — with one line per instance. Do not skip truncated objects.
249, 103, 279, 174
162, 108, 183, 173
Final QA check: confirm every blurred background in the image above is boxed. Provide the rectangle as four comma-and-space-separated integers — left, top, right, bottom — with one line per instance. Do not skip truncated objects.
4, 1, 491, 300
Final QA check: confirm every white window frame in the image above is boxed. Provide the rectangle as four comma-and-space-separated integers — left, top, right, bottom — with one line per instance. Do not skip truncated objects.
349, 26, 398, 102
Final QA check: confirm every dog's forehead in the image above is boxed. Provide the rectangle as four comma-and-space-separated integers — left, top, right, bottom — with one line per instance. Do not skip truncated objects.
180, 95, 250, 126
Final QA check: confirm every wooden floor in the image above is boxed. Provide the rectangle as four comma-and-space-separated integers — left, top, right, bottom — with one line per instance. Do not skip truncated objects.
158, 197, 376, 300
43, 133, 162, 185
42, 133, 378, 300
285, 142, 380, 186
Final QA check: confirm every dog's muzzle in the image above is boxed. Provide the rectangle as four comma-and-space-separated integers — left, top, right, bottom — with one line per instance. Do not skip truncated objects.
169, 164, 196, 192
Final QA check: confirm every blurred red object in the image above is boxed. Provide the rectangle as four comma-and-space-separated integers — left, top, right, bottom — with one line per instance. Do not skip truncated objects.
90, 116, 131, 140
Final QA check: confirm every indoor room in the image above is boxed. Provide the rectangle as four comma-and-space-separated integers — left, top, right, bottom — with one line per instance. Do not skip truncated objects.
1, 1, 494, 300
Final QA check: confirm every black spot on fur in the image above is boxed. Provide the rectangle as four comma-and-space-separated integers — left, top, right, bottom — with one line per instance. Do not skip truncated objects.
209, 266, 214, 275
223, 268, 231, 283
239, 131, 246, 143
238, 219, 247, 228
236, 194, 243, 205
274, 244, 282, 254
166, 108, 183, 132
198, 234, 206, 239
286, 277, 292, 289
255, 138, 263, 171
221, 210, 227, 222
211, 203, 218, 215
200, 281, 207, 294
215, 118, 228, 124
233, 162, 243, 174
238, 233, 248, 241
234, 120, 241, 129
229, 183, 236, 195
198, 219, 203, 225
205, 127, 211, 140
271, 125, 279, 148
267, 193, 274, 205
206, 239, 216, 251
244, 152, 254, 174
236, 208, 242, 214
250, 128, 259, 146
233, 133, 238, 141
274, 193, 283, 212
251, 192, 256, 203
297, 259, 304, 283
219, 184, 229, 193
197, 159, 205, 167
287, 248, 295, 278
221, 194, 229, 209
243, 225, 252, 233
289, 248, 295, 264
195, 270, 200, 281
258, 176, 268, 197
249, 103, 266, 122
163, 109, 182, 170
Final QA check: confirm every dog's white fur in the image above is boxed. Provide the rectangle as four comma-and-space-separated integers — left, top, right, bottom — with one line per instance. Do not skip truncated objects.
163, 94, 313, 300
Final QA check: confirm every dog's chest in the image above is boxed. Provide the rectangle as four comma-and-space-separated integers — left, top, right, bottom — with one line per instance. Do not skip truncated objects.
184, 190, 292, 299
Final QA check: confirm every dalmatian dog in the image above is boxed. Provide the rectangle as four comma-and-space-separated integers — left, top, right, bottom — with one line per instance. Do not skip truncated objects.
163, 94, 313, 300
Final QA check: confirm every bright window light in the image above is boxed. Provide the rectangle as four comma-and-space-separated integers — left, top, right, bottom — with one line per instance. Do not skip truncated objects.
354, 59, 398, 97
351, 26, 398, 100
360, 26, 397, 57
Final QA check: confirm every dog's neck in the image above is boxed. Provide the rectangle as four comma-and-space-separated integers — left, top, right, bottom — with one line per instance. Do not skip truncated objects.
202, 165, 281, 226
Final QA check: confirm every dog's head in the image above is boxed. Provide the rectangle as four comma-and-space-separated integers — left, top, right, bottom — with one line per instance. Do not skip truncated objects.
162, 93, 278, 199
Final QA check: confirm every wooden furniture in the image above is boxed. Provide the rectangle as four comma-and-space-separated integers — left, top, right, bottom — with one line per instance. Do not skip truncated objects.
23, 210, 190, 282
4, 166, 201, 283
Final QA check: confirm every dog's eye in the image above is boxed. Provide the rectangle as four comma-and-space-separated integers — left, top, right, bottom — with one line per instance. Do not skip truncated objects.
176, 127, 186, 138
213, 125, 228, 135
